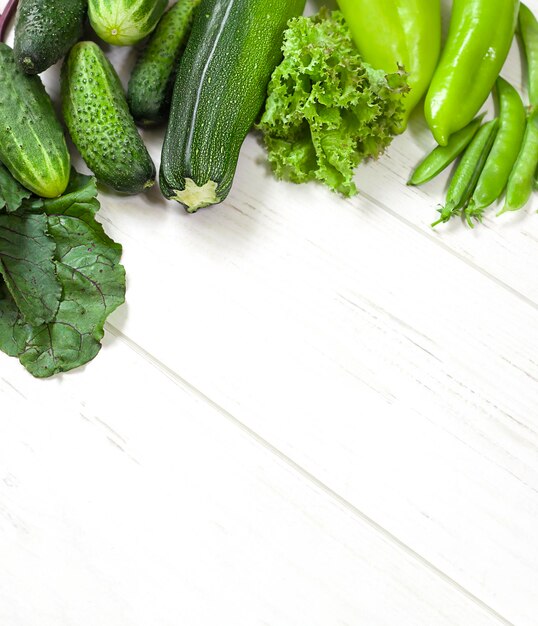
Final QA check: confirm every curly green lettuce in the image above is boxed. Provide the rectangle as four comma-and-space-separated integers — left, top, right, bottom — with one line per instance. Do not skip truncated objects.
258, 9, 408, 197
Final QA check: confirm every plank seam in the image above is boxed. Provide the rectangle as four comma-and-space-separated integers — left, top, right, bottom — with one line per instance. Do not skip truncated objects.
105, 322, 515, 626
357, 190, 538, 312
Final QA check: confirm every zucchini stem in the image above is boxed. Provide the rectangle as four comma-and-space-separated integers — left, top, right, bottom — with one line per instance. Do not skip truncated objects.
172, 178, 220, 213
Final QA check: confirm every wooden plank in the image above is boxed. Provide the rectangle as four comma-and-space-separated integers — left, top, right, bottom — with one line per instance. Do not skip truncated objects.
82, 139, 538, 624
0, 340, 505, 626
12, 5, 532, 618
1, 1, 537, 623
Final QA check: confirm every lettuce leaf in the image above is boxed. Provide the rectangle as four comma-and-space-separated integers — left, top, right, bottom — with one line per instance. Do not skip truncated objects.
0, 171, 126, 378
258, 9, 408, 196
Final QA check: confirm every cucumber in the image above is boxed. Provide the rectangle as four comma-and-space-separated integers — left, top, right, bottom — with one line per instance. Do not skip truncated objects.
127, 0, 201, 126
89, 0, 168, 46
0, 43, 70, 198
159, 0, 306, 213
61, 41, 156, 194
14, 0, 87, 75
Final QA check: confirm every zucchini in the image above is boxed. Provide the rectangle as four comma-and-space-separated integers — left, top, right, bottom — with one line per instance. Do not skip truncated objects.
0, 43, 70, 198
61, 41, 156, 194
159, 0, 306, 212
127, 0, 201, 126
14, 0, 87, 75
89, 0, 168, 46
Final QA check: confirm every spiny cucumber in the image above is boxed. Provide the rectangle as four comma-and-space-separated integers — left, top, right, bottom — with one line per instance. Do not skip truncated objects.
89, 0, 168, 46
14, 0, 88, 75
0, 43, 70, 198
62, 41, 155, 194
128, 0, 201, 126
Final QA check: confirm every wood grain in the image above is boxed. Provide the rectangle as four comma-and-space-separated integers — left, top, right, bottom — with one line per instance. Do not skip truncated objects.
0, 337, 507, 626
91, 141, 538, 624
1, 0, 538, 624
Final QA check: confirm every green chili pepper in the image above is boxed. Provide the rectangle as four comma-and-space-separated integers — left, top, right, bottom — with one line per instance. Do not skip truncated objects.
519, 4, 538, 106
408, 115, 484, 186
465, 78, 526, 223
425, 0, 519, 147
336, 0, 441, 130
499, 107, 538, 214
432, 119, 499, 227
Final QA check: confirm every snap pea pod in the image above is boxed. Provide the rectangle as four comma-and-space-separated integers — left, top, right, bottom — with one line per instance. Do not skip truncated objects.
519, 4, 538, 191
500, 106, 538, 213
465, 78, 526, 222
408, 115, 484, 186
432, 119, 499, 227
519, 4, 538, 106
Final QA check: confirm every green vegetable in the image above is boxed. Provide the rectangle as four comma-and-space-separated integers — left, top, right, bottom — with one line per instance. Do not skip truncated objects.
160, 0, 306, 212
465, 78, 526, 221
89, 0, 167, 46
432, 119, 499, 227
518, 4, 538, 192
257, 9, 407, 197
128, 0, 201, 126
14, 0, 87, 74
0, 211, 61, 326
62, 41, 156, 194
336, 0, 441, 130
408, 115, 484, 186
0, 170, 126, 378
500, 106, 538, 214
519, 4, 538, 106
425, 0, 519, 146
0, 162, 31, 212
0, 43, 70, 198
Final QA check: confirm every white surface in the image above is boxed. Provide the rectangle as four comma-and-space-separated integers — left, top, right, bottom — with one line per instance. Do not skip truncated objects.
1, 1, 538, 624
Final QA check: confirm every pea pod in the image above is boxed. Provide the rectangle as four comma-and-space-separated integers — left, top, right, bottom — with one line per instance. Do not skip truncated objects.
519, 3, 538, 191
425, 0, 519, 146
408, 115, 484, 186
499, 107, 538, 214
519, 4, 538, 106
432, 119, 499, 227
465, 78, 526, 222
335, 0, 441, 130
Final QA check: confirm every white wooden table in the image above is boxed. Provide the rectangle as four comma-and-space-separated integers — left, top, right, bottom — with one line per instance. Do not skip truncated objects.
1, 1, 537, 624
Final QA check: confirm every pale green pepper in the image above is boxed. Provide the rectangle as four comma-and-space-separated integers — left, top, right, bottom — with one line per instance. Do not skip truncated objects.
336, 0, 441, 130
425, 0, 519, 146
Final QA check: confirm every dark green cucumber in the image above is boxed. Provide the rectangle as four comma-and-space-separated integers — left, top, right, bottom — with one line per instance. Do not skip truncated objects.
128, 0, 201, 127
89, 0, 168, 46
159, 0, 306, 212
61, 41, 156, 194
14, 0, 87, 75
0, 43, 70, 198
